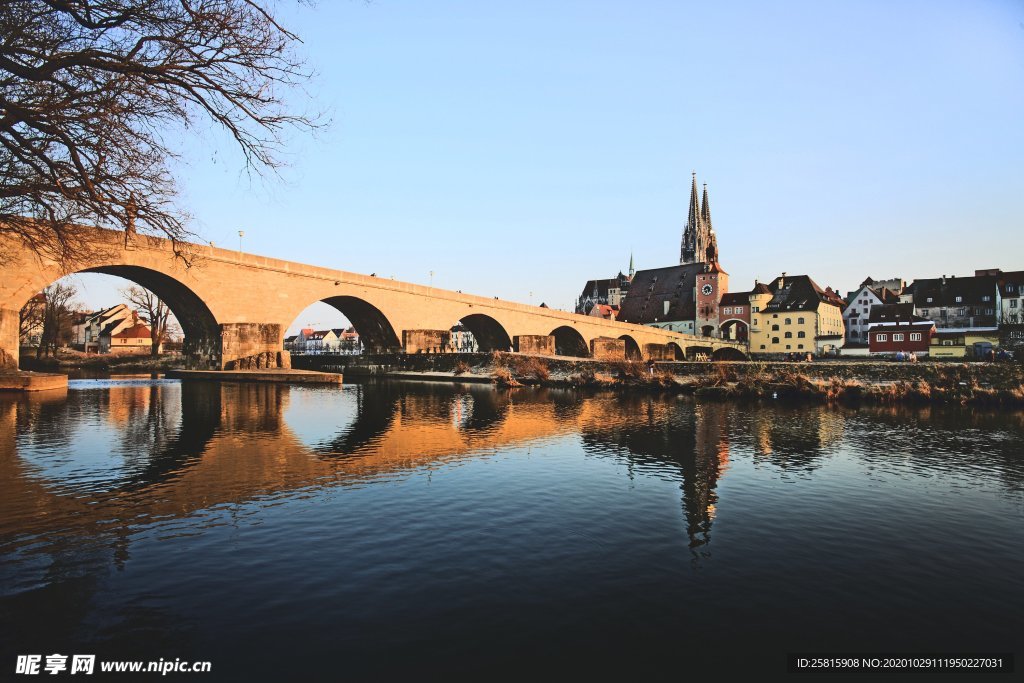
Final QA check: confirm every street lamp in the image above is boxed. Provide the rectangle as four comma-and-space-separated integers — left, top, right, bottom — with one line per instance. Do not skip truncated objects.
238, 230, 245, 252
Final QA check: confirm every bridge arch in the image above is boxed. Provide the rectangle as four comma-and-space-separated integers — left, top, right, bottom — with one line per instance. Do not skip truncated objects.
618, 335, 642, 360
550, 326, 589, 358
687, 345, 715, 361
26, 266, 222, 368
459, 314, 512, 352
666, 342, 685, 360
320, 295, 401, 353
712, 346, 747, 361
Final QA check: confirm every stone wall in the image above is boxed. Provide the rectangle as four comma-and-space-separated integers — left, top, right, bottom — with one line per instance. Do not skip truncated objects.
590, 337, 625, 361
0, 308, 19, 369
403, 329, 451, 354
514, 335, 555, 356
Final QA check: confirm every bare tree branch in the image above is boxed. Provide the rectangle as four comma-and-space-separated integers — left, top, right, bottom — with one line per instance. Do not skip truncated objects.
1, 0, 318, 266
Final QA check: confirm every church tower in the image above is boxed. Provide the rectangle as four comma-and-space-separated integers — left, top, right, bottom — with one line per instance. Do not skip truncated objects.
680, 172, 716, 266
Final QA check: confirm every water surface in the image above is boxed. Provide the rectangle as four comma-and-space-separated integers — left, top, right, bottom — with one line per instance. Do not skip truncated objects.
1, 380, 1021, 680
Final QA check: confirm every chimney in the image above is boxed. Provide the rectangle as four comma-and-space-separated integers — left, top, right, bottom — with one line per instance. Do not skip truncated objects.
941, 275, 946, 285
777, 272, 786, 289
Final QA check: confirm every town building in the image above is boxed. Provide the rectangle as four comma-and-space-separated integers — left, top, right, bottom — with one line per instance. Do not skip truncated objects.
998, 270, 1024, 350
718, 290, 753, 342
104, 321, 156, 354
749, 273, 846, 356
575, 258, 634, 315
910, 271, 999, 358
72, 304, 143, 353
866, 303, 935, 356
843, 277, 903, 347
617, 263, 708, 334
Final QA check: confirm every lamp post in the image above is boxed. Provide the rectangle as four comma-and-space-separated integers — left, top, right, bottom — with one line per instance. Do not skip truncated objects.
238, 230, 245, 252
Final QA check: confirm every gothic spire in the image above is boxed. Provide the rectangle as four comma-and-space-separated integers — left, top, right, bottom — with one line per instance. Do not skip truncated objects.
681, 171, 702, 264
628, 251, 635, 278
701, 182, 712, 232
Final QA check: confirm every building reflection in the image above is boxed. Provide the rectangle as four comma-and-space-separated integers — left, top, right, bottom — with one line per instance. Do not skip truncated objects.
2, 382, 1022, 595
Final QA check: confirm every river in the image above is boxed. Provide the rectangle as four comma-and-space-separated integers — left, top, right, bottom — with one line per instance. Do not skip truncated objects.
1, 379, 1021, 680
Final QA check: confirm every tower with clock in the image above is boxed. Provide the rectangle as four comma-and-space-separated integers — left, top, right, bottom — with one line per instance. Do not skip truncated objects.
695, 244, 728, 338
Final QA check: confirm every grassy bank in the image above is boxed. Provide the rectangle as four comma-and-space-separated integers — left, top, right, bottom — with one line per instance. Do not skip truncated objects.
466, 354, 1024, 408
19, 349, 184, 373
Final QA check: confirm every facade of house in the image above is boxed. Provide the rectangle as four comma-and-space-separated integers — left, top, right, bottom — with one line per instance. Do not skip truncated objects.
843, 277, 903, 347
866, 303, 935, 355
587, 303, 618, 321
998, 271, 1024, 351
911, 271, 1000, 358
284, 327, 363, 355
73, 304, 137, 353
105, 322, 155, 353
718, 291, 752, 342
749, 274, 846, 356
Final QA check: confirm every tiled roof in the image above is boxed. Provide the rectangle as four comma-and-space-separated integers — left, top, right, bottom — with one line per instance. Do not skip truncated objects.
912, 275, 997, 307
763, 274, 841, 314
719, 292, 749, 306
617, 263, 706, 324
998, 271, 1024, 297
111, 323, 151, 339
868, 303, 929, 324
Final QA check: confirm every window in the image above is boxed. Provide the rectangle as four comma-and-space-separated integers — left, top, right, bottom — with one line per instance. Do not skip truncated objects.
957, 308, 966, 316
910, 333, 922, 341
1008, 285, 1016, 293
786, 344, 791, 350
798, 317, 805, 324
773, 313, 778, 318
1012, 300, 1019, 308
723, 307, 732, 315
785, 331, 792, 338
760, 344, 766, 349
982, 295, 991, 302
785, 318, 792, 325
851, 331, 859, 338
772, 324, 779, 331
736, 306, 743, 314
798, 331, 806, 338
753, 306, 760, 312
797, 344, 804, 349
927, 297, 933, 303
876, 333, 887, 342
920, 309, 928, 316
893, 333, 904, 342
955, 296, 962, 303
863, 308, 868, 314
985, 308, 994, 315
772, 337, 779, 344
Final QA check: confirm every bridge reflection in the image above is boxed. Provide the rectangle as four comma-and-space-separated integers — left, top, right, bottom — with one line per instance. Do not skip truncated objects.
5, 382, 1023, 582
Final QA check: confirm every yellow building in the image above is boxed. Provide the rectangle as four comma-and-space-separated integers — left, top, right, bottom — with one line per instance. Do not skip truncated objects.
930, 330, 1000, 358
749, 274, 846, 356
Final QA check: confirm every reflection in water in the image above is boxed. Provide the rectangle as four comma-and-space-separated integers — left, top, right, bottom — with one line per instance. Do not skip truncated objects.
1, 381, 1022, 679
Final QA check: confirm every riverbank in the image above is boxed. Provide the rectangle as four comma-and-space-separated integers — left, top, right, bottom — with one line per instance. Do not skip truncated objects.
19, 349, 182, 374
327, 353, 1024, 408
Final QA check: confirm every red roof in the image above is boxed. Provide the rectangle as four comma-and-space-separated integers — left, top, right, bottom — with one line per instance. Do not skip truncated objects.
110, 323, 151, 339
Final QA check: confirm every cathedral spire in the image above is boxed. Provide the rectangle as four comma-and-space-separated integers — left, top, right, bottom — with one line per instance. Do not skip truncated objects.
701, 182, 712, 232
681, 172, 702, 264
628, 251, 635, 278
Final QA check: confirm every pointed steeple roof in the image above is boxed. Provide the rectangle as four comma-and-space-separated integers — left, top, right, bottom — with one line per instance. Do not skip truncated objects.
701, 182, 712, 232
628, 252, 635, 278
688, 171, 700, 236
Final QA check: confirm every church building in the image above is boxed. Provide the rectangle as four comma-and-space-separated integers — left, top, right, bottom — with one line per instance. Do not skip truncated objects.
618, 173, 729, 337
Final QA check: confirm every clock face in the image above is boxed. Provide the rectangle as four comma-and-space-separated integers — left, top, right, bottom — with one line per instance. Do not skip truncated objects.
701, 284, 714, 296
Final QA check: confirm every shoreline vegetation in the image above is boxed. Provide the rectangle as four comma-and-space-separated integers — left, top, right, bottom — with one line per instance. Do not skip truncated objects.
392, 353, 1024, 408
16, 350, 1024, 408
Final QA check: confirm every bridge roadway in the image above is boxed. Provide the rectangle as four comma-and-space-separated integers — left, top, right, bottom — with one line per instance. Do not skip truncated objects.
0, 225, 746, 369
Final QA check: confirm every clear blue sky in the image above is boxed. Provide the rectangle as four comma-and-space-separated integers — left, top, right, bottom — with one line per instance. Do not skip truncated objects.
71, 0, 1024, 333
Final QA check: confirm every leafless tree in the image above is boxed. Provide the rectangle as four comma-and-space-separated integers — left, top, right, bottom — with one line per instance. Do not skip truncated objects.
0, 0, 316, 265
122, 285, 170, 355
37, 281, 76, 358
19, 291, 45, 344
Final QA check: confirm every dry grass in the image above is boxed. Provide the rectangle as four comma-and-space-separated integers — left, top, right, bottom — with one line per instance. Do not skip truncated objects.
508, 355, 550, 382
453, 360, 470, 376
492, 366, 521, 387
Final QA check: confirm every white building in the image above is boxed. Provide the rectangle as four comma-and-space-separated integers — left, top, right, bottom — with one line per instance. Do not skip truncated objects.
842, 277, 904, 347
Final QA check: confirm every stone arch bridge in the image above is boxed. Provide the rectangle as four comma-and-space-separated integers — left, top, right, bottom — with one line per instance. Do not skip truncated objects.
0, 226, 746, 369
